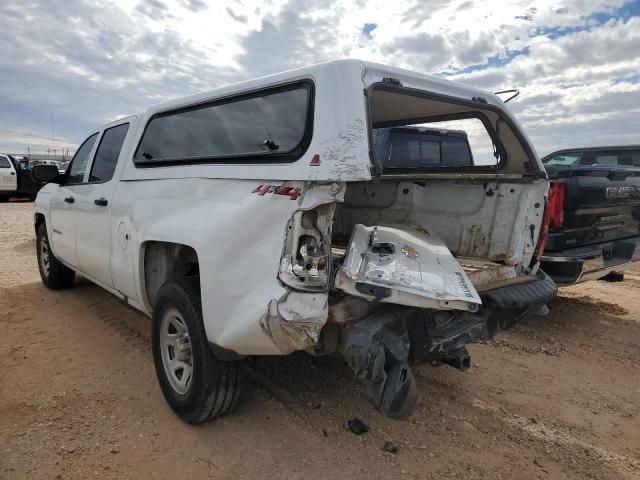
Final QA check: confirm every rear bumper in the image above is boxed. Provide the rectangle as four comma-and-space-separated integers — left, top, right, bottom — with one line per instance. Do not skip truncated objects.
541, 236, 640, 285
421, 270, 558, 355
333, 271, 557, 417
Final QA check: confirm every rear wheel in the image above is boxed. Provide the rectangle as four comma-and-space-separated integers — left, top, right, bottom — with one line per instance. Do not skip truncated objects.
36, 223, 75, 289
152, 277, 243, 423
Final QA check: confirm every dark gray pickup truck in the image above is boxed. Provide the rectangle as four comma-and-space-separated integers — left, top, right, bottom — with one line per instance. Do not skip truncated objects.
540, 146, 640, 285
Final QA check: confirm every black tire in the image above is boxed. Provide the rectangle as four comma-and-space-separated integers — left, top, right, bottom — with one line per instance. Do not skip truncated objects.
152, 277, 243, 424
36, 223, 75, 289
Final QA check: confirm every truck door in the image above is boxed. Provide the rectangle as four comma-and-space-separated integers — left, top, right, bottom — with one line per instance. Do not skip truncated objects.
0, 155, 17, 197
73, 122, 130, 288
50, 133, 99, 266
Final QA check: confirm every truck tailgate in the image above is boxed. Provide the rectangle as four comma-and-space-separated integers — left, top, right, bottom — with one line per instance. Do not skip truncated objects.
545, 166, 640, 252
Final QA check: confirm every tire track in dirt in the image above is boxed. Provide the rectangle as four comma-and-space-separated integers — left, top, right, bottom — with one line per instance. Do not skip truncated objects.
471, 397, 640, 479
75, 286, 151, 353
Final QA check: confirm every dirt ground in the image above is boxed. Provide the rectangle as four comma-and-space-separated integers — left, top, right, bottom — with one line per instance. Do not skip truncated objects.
1, 201, 639, 480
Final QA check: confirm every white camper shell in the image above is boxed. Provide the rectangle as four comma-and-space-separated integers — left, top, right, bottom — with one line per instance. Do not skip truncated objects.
33, 59, 556, 421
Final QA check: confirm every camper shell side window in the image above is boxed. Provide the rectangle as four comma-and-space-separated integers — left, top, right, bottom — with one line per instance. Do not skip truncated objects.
133, 80, 315, 166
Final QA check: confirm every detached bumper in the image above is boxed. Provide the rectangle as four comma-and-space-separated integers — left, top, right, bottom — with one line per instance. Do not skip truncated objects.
541, 236, 640, 285
334, 271, 556, 418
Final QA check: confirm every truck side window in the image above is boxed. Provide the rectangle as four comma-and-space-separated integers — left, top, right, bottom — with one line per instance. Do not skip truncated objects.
544, 152, 582, 166
89, 123, 130, 182
0, 157, 10, 168
591, 150, 640, 167
67, 133, 99, 184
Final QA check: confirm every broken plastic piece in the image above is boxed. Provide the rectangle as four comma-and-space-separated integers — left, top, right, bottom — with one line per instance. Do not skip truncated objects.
347, 418, 369, 435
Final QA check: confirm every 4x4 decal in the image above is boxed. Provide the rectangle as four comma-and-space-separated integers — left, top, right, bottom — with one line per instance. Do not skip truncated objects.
252, 184, 302, 200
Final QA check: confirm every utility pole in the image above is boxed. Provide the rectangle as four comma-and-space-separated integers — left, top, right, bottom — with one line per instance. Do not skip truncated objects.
51, 111, 55, 156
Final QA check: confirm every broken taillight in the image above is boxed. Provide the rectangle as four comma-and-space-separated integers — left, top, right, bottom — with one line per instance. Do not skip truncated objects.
279, 207, 333, 291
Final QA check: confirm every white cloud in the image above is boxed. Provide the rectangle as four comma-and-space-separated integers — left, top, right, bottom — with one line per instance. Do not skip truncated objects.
0, 0, 638, 157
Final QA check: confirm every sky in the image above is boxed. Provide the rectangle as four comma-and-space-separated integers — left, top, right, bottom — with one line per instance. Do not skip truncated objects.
1, 0, 639, 157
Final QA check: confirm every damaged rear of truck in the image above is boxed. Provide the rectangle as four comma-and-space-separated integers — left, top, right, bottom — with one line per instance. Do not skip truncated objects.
109, 59, 556, 421
266, 66, 557, 417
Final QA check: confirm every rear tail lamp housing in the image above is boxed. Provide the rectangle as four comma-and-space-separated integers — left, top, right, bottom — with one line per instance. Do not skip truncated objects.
279, 205, 335, 291
534, 181, 565, 259
547, 181, 566, 231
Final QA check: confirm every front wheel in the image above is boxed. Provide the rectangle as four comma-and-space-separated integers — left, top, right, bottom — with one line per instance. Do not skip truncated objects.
36, 223, 75, 289
152, 277, 243, 424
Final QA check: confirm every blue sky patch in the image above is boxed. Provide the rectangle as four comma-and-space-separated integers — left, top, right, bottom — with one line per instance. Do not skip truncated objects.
362, 23, 377, 39
440, 47, 531, 77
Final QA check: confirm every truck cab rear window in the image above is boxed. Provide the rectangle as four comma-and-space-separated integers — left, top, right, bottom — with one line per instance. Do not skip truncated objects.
374, 128, 473, 169
134, 82, 312, 165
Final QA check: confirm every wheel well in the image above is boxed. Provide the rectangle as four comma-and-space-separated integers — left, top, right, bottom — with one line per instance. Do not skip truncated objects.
34, 213, 45, 234
143, 241, 200, 309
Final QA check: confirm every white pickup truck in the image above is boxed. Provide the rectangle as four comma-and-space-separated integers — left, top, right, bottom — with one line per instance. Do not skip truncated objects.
33, 59, 556, 423
0, 154, 42, 201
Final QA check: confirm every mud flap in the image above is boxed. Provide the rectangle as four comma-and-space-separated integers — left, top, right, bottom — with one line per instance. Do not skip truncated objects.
340, 307, 419, 418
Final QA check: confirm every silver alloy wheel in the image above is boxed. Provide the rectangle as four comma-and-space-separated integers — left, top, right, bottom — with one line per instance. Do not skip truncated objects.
160, 308, 193, 395
39, 235, 50, 278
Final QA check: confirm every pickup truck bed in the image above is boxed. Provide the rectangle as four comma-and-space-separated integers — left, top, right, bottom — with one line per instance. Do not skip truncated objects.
541, 146, 640, 285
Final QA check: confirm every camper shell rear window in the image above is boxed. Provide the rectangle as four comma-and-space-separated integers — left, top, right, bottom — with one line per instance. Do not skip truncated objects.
134, 80, 314, 166
368, 82, 539, 176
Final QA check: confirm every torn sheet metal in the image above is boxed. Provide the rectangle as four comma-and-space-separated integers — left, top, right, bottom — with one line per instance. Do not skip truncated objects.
259, 292, 329, 354
334, 224, 482, 312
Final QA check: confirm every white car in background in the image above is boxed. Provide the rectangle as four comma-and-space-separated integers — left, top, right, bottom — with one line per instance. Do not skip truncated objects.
0, 154, 18, 197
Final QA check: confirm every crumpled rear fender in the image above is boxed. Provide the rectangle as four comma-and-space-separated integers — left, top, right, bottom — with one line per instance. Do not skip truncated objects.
185, 180, 345, 355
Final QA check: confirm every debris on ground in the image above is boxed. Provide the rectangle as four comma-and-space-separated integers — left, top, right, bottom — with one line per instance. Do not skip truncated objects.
383, 441, 399, 454
347, 418, 369, 435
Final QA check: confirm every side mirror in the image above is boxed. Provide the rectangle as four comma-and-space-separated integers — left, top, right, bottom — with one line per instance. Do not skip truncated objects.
32, 164, 62, 183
